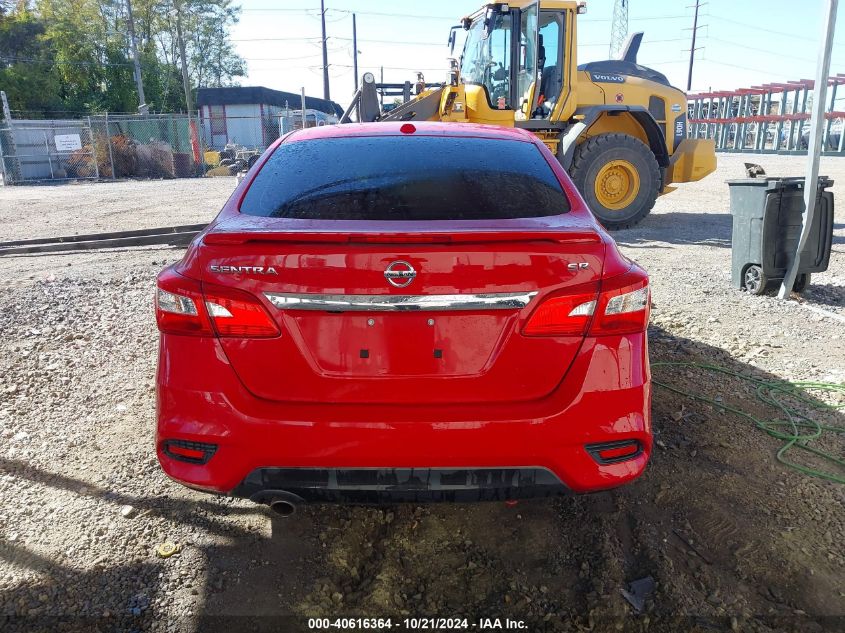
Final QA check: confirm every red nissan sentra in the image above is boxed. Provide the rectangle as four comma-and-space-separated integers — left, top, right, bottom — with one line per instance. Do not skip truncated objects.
155, 122, 651, 513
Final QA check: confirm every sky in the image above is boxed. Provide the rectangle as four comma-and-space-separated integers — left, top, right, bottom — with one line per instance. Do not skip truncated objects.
230, 0, 845, 109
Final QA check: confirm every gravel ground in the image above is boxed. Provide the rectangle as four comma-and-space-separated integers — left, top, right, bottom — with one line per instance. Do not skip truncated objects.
0, 155, 843, 633
0, 178, 236, 241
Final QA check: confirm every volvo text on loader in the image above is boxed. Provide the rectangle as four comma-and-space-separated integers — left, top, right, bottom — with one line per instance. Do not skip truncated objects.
341, 0, 716, 229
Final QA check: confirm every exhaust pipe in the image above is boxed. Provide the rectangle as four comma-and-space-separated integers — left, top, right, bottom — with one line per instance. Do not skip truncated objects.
269, 498, 296, 517
253, 490, 304, 518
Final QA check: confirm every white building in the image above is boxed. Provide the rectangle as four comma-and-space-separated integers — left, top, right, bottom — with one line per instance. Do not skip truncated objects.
196, 86, 342, 151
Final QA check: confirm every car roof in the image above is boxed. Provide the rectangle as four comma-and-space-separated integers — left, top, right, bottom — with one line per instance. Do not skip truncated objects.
284, 121, 538, 144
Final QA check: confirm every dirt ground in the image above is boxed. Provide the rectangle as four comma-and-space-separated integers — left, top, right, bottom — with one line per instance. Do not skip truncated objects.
0, 154, 843, 632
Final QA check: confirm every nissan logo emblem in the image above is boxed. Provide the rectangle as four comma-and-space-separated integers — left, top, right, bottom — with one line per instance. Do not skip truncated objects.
384, 260, 416, 288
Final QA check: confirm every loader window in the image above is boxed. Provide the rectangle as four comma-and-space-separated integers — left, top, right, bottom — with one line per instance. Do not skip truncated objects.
516, 4, 539, 114
460, 13, 513, 109
240, 135, 571, 220
536, 12, 564, 115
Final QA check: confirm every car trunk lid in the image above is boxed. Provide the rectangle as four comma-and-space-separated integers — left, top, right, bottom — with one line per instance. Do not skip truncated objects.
195, 216, 605, 405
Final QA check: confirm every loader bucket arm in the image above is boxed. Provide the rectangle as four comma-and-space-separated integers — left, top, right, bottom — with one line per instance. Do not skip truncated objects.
340, 74, 382, 123
380, 87, 445, 121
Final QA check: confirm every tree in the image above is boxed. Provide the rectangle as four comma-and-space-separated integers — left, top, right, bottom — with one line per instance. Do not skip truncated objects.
183, 0, 245, 89
0, 7, 62, 116
0, 0, 245, 115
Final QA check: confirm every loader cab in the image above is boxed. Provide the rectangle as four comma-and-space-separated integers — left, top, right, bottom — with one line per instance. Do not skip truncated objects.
458, 1, 575, 122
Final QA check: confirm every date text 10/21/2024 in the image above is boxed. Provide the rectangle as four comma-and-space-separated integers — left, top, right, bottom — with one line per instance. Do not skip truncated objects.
307, 618, 529, 630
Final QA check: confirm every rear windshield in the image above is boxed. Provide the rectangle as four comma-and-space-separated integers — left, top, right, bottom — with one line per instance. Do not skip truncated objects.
239, 135, 571, 220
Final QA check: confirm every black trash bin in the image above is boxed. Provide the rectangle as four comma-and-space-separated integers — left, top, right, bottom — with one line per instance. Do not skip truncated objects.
726, 176, 835, 295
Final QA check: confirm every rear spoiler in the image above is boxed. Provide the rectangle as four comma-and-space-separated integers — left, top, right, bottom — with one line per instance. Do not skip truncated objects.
203, 230, 602, 245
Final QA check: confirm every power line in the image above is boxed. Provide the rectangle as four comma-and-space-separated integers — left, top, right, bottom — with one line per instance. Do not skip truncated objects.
708, 14, 845, 52
580, 37, 689, 48
582, 14, 692, 23
241, 7, 455, 20
706, 36, 817, 64
1, 57, 135, 67
703, 58, 800, 77
232, 35, 443, 46
242, 54, 324, 61
230, 36, 321, 42
324, 63, 445, 71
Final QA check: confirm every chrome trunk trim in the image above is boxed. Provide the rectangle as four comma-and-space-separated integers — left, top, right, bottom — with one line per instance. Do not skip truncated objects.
264, 291, 537, 312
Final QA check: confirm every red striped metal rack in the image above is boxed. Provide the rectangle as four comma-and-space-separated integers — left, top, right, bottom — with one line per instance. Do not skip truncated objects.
687, 75, 845, 154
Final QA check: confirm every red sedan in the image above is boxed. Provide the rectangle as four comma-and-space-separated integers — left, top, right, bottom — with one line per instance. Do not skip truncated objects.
155, 122, 651, 514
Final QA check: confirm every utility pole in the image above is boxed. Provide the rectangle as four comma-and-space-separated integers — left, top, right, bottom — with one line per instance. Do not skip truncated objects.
320, 0, 330, 100
353, 13, 359, 91
125, 0, 148, 114
686, 0, 705, 91
779, 0, 839, 298
174, 1, 194, 114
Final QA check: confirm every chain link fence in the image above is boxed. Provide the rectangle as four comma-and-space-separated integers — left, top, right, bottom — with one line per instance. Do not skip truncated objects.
1, 114, 203, 184
0, 108, 340, 184
0, 119, 100, 184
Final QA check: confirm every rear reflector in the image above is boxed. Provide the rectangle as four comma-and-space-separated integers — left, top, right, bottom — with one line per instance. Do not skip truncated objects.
585, 440, 642, 465
155, 268, 279, 338
523, 266, 649, 337
162, 439, 218, 465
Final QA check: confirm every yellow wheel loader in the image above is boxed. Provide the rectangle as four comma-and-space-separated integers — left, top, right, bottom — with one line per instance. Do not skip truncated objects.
341, 0, 716, 229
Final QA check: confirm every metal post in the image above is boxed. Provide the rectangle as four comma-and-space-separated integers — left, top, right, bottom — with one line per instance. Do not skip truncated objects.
839, 108, 845, 152
320, 0, 330, 100
0, 129, 6, 185
0, 91, 7, 185
44, 131, 54, 179
380, 66, 384, 109
776, 90, 787, 150
105, 112, 116, 178
300, 87, 307, 128
825, 80, 837, 150
0, 90, 19, 183
0, 90, 10, 122
88, 117, 99, 179
126, 0, 148, 114
779, 0, 838, 299
353, 13, 359, 91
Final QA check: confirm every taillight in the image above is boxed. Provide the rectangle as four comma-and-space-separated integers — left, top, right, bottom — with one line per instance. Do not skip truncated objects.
203, 285, 280, 338
156, 269, 213, 336
155, 268, 279, 338
591, 269, 650, 335
523, 267, 649, 337
522, 283, 598, 336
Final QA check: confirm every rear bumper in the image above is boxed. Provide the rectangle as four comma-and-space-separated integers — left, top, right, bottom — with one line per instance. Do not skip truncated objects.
156, 332, 652, 498
235, 467, 569, 503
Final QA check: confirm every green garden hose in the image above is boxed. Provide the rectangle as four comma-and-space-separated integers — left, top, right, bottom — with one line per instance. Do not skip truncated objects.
652, 362, 845, 484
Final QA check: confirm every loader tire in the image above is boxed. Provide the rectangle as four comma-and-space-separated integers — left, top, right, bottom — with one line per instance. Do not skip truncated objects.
569, 133, 660, 230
